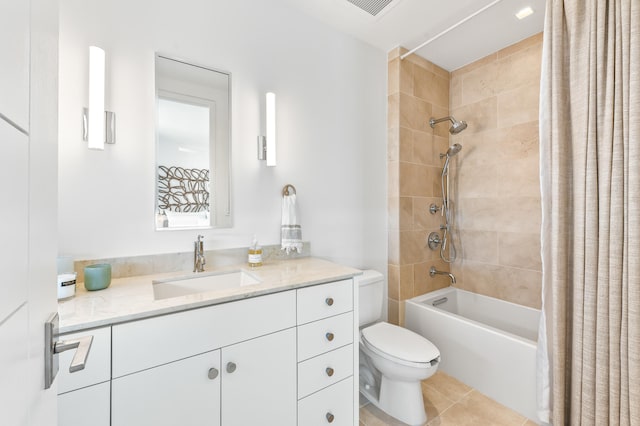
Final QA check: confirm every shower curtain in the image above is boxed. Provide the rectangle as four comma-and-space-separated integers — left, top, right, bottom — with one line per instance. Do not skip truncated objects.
538, 1, 640, 424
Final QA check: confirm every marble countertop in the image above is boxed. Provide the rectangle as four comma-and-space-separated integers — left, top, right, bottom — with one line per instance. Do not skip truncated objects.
58, 257, 361, 333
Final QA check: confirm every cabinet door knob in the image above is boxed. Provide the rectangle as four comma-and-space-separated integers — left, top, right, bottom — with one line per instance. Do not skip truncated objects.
326, 412, 335, 423
325, 297, 334, 306
325, 367, 334, 377
226, 362, 237, 373
208, 367, 219, 380
325, 332, 335, 342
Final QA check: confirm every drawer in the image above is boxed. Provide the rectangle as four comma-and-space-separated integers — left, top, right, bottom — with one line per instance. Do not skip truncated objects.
298, 377, 353, 426
112, 290, 295, 378
58, 327, 111, 394
297, 312, 353, 362
298, 344, 353, 399
297, 279, 353, 325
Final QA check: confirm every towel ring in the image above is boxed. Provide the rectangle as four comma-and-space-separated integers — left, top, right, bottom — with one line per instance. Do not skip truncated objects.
282, 184, 296, 197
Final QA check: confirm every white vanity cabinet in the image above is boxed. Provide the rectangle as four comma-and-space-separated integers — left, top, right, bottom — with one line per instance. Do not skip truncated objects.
111, 290, 297, 426
57, 327, 111, 426
296, 279, 356, 426
58, 274, 358, 425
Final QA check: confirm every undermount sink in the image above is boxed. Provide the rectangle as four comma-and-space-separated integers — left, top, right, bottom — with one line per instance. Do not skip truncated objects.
152, 270, 261, 300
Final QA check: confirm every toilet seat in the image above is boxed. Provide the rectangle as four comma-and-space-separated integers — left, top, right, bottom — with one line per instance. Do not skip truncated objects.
361, 322, 439, 368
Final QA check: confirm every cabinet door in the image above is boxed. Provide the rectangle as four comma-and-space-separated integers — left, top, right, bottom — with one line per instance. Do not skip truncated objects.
112, 350, 221, 426
222, 327, 297, 426
58, 382, 110, 426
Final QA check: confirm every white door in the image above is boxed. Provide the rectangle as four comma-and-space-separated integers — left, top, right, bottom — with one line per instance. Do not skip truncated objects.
221, 328, 297, 426
0, 0, 59, 424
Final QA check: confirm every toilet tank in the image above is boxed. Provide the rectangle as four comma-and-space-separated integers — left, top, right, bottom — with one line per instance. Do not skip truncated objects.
357, 270, 384, 326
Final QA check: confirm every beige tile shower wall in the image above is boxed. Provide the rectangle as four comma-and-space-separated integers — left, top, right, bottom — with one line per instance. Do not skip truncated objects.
449, 33, 543, 309
388, 48, 453, 325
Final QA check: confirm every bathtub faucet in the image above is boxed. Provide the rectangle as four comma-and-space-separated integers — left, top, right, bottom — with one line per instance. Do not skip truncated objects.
429, 266, 456, 285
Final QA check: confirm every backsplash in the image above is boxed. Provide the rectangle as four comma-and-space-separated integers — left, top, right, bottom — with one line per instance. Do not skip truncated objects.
74, 242, 311, 282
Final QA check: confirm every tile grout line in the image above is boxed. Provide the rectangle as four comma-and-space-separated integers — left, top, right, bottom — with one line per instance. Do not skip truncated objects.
424, 384, 474, 424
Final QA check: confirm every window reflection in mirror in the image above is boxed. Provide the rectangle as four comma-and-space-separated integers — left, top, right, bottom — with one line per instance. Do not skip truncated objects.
155, 55, 231, 229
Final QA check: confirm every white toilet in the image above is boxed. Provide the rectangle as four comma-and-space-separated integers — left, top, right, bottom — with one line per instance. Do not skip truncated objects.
358, 270, 440, 426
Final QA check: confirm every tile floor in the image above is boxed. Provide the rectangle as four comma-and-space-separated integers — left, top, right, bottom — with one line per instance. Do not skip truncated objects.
359, 371, 537, 426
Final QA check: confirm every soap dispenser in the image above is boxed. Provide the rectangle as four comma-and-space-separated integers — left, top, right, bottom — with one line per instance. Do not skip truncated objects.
248, 236, 263, 267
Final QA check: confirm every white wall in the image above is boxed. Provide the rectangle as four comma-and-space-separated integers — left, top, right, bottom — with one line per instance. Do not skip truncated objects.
58, 0, 387, 273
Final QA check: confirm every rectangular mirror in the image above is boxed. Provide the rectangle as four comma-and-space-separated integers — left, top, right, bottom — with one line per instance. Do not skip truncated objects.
155, 55, 231, 230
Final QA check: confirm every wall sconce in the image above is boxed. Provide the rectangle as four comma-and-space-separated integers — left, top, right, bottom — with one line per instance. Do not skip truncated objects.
257, 92, 276, 166
82, 46, 115, 150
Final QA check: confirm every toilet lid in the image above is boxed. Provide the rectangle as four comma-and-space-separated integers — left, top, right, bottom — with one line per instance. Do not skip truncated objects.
361, 322, 439, 363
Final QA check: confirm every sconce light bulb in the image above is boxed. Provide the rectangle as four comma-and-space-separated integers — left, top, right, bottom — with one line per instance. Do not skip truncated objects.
88, 46, 106, 150
266, 92, 276, 167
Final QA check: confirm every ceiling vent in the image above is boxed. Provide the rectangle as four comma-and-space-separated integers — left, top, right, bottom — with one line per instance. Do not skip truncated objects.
346, 0, 396, 17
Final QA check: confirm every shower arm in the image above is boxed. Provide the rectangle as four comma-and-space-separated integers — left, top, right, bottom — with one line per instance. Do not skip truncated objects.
430, 117, 454, 127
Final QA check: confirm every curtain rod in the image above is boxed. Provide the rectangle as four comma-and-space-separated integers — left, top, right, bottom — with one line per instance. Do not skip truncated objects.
400, 0, 504, 60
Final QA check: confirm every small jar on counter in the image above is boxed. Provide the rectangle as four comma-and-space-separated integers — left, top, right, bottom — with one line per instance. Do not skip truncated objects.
248, 236, 263, 267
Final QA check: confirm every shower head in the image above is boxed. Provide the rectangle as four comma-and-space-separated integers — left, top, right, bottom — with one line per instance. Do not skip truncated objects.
449, 119, 467, 134
429, 116, 468, 135
446, 143, 463, 157
439, 143, 463, 161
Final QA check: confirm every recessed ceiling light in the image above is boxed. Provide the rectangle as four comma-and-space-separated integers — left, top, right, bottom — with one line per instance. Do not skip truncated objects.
515, 6, 534, 20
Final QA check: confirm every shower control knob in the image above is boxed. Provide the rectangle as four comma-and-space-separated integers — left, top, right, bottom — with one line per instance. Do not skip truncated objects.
325, 332, 335, 342
325, 367, 334, 377
428, 232, 442, 250
325, 297, 334, 306
326, 412, 335, 423
208, 368, 219, 380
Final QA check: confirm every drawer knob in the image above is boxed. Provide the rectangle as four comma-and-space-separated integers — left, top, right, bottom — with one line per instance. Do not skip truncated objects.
226, 362, 237, 373
325, 297, 334, 306
208, 367, 219, 380
325, 332, 335, 342
326, 412, 335, 423
325, 367, 334, 377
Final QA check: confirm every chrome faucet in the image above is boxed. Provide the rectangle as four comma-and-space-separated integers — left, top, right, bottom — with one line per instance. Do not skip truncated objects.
429, 266, 456, 285
193, 234, 206, 273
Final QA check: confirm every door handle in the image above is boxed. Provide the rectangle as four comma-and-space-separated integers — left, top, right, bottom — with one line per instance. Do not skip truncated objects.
54, 336, 94, 373
44, 313, 94, 389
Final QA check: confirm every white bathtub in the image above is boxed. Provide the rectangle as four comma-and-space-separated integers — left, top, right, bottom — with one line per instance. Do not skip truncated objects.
405, 287, 540, 422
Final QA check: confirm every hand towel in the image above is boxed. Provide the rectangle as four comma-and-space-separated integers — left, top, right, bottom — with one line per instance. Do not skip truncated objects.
281, 193, 303, 254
